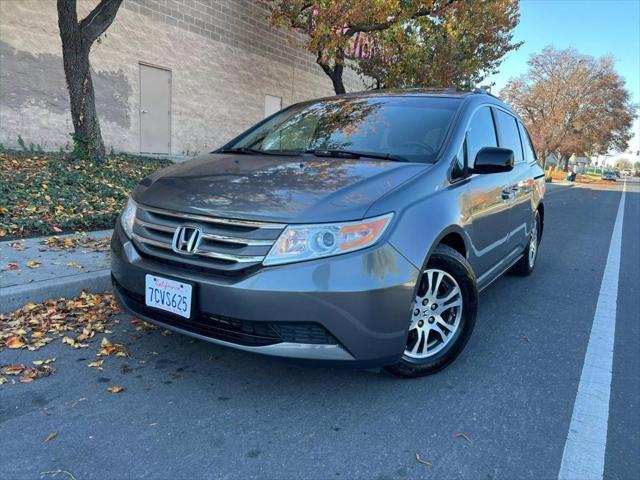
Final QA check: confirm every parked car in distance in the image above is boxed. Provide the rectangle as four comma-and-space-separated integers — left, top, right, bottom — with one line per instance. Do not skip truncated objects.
111, 89, 545, 377
602, 171, 618, 181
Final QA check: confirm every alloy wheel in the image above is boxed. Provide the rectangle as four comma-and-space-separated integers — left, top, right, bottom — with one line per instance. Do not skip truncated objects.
528, 217, 538, 268
404, 269, 463, 359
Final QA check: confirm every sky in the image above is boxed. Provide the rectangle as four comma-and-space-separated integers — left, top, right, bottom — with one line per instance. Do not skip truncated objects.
484, 0, 640, 166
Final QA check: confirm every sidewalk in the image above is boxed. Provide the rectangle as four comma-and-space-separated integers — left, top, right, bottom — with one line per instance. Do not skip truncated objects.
0, 230, 113, 313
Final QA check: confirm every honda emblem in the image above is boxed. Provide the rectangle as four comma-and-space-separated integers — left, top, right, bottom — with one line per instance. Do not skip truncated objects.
172, 225, 202, 255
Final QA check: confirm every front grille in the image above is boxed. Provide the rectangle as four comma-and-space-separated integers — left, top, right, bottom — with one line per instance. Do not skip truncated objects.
131, 204, 285, 276
114, 280, 338, 347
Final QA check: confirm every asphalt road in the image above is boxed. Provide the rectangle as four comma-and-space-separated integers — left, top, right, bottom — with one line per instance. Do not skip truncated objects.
1, 178, 639, 480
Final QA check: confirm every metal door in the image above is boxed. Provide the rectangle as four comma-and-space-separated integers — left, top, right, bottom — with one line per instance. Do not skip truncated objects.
140, 64, 171, 154
464, 106, 513, 281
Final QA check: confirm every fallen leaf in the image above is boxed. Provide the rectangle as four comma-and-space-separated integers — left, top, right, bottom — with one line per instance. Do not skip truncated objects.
27, 260, 42, 269
32, 360, 44, 366
97, 337, 128, 357
6, 336, 25, 349
454, 432, 472, 443
88, 359, 104, 368
6, 263, 18, 270
107, 385, 124, 393
415, 453, 432, 466
8, 242, 25, 250
67, 261, 84, 269
19, 376, 34, 383
161, 329, 172, 336
44, 432, 58, 443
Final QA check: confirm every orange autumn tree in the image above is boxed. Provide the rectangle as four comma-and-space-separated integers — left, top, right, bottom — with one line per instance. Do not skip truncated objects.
262, 1, 521, 94
262, 1, 454, 94
501, 47, 637, 170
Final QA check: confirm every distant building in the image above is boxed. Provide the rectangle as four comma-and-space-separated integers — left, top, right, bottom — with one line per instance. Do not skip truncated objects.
569, 155, 590, 173
0, 0, 364, 156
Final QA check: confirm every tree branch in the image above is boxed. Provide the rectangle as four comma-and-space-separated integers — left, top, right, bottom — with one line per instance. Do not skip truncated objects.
80, 0, 123, 44
343, 0, 455, 37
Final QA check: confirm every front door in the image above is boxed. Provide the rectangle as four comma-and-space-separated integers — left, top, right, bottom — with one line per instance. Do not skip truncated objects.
465, 106, 513, 282
140, 64, 171, 154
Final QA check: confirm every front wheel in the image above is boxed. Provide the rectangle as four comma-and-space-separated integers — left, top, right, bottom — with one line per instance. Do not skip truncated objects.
384, 245, 478, 378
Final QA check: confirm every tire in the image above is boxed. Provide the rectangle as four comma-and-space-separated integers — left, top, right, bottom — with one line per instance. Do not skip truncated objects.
510, 210, 541, 277
384, 245, 478, 378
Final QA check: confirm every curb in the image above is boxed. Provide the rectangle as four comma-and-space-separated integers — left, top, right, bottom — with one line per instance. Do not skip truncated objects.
0, 269, 111, 314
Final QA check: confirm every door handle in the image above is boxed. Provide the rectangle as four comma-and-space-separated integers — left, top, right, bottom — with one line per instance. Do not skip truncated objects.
502, 189, 512, 201
510, 186, 519, 193
141, 109, 148, 114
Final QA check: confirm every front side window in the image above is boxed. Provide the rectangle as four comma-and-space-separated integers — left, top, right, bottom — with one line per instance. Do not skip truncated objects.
495, 109, 524, 163
226, 96, 462, 164
466, 107, 497, 168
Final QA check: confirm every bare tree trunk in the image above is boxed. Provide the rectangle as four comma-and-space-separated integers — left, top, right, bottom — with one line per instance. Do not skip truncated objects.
57, 0, 122, 161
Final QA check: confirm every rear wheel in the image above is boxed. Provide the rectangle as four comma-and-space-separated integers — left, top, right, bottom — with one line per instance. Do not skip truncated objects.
510, 210, 541, 276
384, 245, 478, 378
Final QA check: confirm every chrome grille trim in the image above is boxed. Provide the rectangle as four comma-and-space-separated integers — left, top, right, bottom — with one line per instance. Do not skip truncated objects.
132, 233, 173, 250
134, 218, 174, 233
140, 204, 286, 229
135, 218, 274, 246
133, 233, 266, 263
202, 233, 274, 247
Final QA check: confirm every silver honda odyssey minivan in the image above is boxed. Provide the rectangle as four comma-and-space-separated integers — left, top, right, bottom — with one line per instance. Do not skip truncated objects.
111, 89, 545, 377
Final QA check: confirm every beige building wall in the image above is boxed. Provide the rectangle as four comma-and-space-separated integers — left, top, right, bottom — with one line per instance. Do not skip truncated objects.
0, 0, 365, 156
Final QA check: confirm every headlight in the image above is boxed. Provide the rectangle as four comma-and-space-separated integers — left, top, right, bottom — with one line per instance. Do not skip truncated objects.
263, 213, 393, 266
120, 197, 137, 239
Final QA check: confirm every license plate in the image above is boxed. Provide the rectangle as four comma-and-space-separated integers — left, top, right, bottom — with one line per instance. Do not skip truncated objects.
145, 274, 192, 318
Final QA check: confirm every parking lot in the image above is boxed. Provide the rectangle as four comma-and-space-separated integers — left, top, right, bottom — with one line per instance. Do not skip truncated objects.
1, 179, 638, 480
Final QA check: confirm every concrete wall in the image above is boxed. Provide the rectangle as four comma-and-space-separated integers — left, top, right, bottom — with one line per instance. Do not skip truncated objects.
0, 0, 364, 155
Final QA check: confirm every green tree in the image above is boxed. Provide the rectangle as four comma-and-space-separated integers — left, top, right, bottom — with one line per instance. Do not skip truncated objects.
615, 158, 631, 171
357, 0, 522, 89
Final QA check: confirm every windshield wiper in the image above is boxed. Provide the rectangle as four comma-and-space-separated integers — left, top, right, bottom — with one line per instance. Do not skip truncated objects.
305, 149, 409, 163
218, 147, 299, 156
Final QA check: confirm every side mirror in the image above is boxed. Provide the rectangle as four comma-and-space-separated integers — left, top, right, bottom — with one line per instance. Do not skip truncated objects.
473, 147, 514, 174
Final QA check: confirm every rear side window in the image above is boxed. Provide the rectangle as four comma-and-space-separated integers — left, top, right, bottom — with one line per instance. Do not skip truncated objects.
466, 107, 497, 168
494, 109, 524, 163
518, 122, 537, 164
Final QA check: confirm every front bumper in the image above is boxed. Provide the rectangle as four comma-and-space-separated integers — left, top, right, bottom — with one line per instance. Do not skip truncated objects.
111, 224, 419, 367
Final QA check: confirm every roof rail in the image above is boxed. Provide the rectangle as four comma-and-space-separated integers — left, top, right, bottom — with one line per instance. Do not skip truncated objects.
473, 87, 499, 99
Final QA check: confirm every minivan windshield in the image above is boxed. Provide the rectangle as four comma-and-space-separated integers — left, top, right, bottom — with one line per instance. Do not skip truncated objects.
225, 96, 462, 164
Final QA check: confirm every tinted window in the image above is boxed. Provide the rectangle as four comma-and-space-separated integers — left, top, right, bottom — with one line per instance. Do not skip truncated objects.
518, 122, 536, 164
229, 97, 462, 163
495, 109, 524, 163
451, 142, 466, 180
466, 107, 497, 168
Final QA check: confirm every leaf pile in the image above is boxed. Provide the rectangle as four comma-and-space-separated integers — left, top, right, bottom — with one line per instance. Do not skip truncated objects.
41, 233, 111, 252
0, 359, 56, 384
0, 292, 120, 352
0, 149, 171, 238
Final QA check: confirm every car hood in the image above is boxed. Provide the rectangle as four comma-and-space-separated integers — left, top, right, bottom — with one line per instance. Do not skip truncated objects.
133, 153, 429, 223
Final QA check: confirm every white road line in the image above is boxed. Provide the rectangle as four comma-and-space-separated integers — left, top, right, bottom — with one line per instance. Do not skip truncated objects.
558, 179, 627, 480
